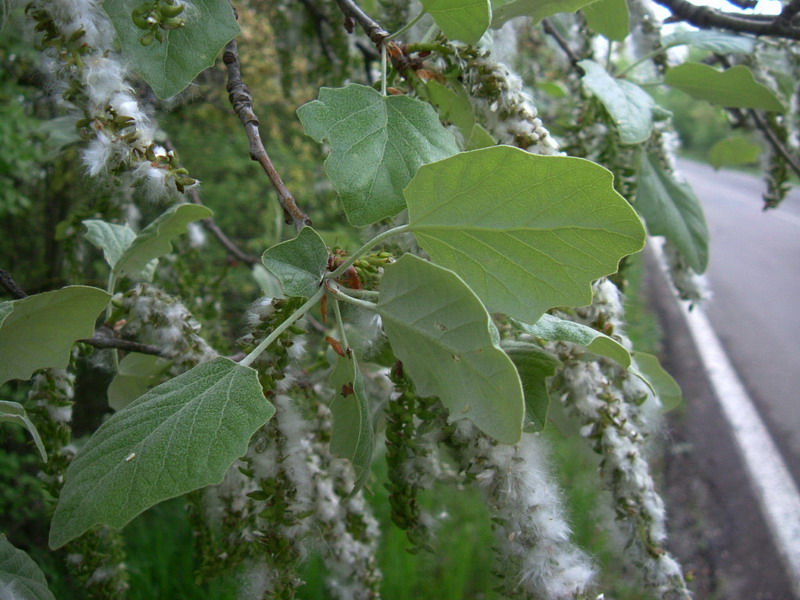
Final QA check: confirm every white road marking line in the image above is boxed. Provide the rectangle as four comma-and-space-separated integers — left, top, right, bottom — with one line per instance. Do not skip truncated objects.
653, 240, 800, 597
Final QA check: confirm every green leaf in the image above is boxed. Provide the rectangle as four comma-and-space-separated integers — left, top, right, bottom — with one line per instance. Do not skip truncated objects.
491, 0, 598, 27
662, 30, 755, 55
296, 84, 459, 226
377, 255, 524, 444
405, 146, 646, 324
421, 0, 491, 45
0, 400, 48, 462
0, 286, 111, 385
636, 153, 709, 273
582, 0, 630, 41
514, 313, 631, 367
632, 351, 682, 411
709, 136, 762, 170
0, 302, 12, 329
262, 227, 329, 299
107, 353, 170, 411
113, 204, 212, 279
329, 352, 374, 493
425, 80, 475, 135
579, 59, 654, 144
465, 123, 496, 150
0, 534, 56, 600
49, 357, 274, 549
103, 0, 240, 99
502, 342, 558, 432
665, 63, 784, 112
83, 220, 136, 271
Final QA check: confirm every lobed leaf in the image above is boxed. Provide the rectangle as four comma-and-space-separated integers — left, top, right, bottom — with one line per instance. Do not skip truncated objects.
421, 0, 491, 45
103, 0, 240, 99
405, 146, 646, 324
49, 357, 274, 549
0, 286, 111, 385
502, 341, 558, 432
579, 59, 654, 144
0, 534, 55, 600
0, 400, 48, 462
296, 84, 459, 226
329, 352, 374, 493
514, 313, 631, 368
377, 255, 524, 444
665, 63, 784, 112
113, 204, 212, 279
262, 227, 329, 299
636, 154, 709, 273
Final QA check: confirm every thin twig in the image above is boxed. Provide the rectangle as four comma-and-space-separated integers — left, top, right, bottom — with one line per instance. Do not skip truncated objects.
654, 0, 800, 40
0, 269, 27, 299
729, 106, 800, 179
297, 0, 338, 63
79, 327, 163, 356
186, 187, 259, 265
541, 19, 584, 72
223, 39, 312, 232
332, 0, 389, 46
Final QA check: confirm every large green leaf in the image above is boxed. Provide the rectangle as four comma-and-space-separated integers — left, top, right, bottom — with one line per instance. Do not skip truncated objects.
0, 400, 47, 462
107, 353, 170, 411
579, 59, 654, 144
421, 0, 491, 45
296, 84, 459, 226
582, 0, 630, 41
662, 30, 755, 55
377, 255, 524, 444
491, 0, 598, 27
502, 342, 558, 432
632, 351, 682, 411
709, 136, 762, 170
262, 227, 329, 299
49, 357, 274, 549
103, 0, 240, 99
329, 352, 374, 493
636, 153, 709, 273
0, 286, 111, 384
665, 63, 784, 112
405, 146, 646, 324
514, 313, 631, 367
83, 220, 137, 271
0, 534, 55, 600
113, 204, 212, 279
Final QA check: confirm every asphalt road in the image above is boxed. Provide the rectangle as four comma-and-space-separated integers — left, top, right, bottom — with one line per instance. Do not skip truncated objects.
649, 158, 800, 598
675, 159, 800, 484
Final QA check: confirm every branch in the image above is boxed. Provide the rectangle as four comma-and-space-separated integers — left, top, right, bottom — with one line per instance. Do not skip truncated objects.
778, 0, 800, 25
732, 107, 800, 180
654, 0, 800, 40
0, 268, 27, 299
541, 19, 584, 72
332, 0, 389, 46
222, 39, 312, 233
79, 327, 163, 356
186, 187, 259, 265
